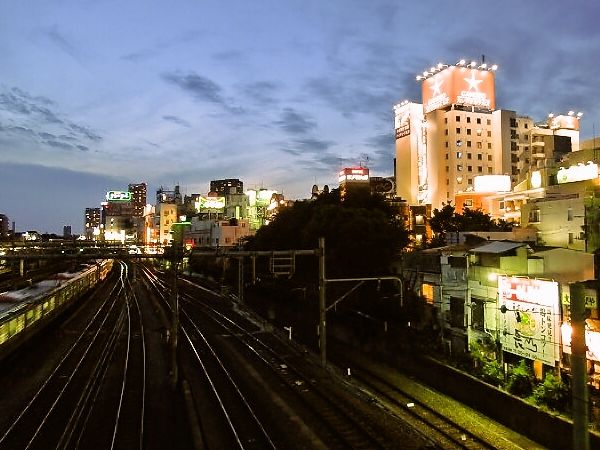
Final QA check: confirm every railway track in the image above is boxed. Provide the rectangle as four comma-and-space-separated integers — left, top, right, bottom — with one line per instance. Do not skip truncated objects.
0, 262, 147, 450
140, 267, 428, 449
333, 350, 498, 450
179, 279, 391, 450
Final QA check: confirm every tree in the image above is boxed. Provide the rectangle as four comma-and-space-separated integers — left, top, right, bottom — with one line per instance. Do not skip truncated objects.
245, 188, 410, 277
428, 202, 512, 247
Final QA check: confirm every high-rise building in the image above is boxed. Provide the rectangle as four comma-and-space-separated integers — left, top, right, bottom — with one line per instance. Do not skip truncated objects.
84, 207, 101, 240
128, 182, 147, 217
210, 179, 244, 196
394, 60, 582, 214
395, 61, 507, 209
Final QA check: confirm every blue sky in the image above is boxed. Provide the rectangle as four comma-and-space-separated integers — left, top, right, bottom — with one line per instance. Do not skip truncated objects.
1, 1, 599, 234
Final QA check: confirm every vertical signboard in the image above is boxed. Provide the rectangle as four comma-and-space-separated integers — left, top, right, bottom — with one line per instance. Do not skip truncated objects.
498, 276, 559, 365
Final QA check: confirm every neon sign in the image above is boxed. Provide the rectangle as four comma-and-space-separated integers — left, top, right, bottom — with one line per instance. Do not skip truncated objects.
339, 168, 370, 183
106, 191, 132, 202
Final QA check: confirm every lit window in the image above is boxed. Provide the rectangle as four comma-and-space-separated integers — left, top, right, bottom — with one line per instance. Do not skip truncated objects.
476, 129, 482, 136
465, 199, 473, 207
457, 151, 462, 158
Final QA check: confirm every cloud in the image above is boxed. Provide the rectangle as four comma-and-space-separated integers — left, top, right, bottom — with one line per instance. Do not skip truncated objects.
121, 30, 202, 62
162, 71, 244, 114
274, 108, 317, 135
280, 137, 336, 156
0, 86, 102, 143
163, 115, 191, 128
162, 71, 225, 104
241, 81, 280, 106
44, 25, 86, 65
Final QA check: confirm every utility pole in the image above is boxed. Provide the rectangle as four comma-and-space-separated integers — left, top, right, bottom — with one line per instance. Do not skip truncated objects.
570, 282, 589, 450
319, 237, 327, 367
170, 251, 179, 389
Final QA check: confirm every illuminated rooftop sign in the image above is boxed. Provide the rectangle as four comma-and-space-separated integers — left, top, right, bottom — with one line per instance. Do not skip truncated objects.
421, 66, 495, 113
195, 196, 226, 211
106, 191, 132, 202
339, 167, 370, 183
557, 162, 598, 184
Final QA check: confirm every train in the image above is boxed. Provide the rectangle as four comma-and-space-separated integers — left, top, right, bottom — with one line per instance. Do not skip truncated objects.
0, 259, 113, 362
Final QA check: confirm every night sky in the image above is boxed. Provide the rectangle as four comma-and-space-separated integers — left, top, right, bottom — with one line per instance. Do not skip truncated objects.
1, 1, 599, 234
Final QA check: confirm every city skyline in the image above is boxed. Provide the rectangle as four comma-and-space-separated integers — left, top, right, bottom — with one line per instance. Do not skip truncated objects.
1, 1, 599, 234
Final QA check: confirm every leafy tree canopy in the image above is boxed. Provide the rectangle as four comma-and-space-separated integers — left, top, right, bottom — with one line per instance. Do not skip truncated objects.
428, 202, 512, 247
245, 188, 410, 276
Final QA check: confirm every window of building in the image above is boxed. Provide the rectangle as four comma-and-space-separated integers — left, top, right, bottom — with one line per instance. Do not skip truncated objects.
569, 232, 574, 244
457, 165, 463, 171
456, 115, 460, 122
467, 117, 471, 123
476, 129, 482, 136
525, 123, 529, 129
488, 154, 492, 161
477, 142, 482, 149
445, 129, 449, 135
488, 167, 493, 174
487, 119, 491, 125
446, 178, 450, 185
467, 153, 472, 159
467, 165, 472, 172
456, 176, 463, 183
477, 118, 482, 124
445, 153, 449, 159
468, 178, 473, 185
487, 131, 491, 137
467, 141, 472, 147
457, 151, 462, 158
467, 129, 472, 135
477, 153, 482, 160
499, 201, 505, 210
421, 283, 434, 304
456, 128, 461, 134
471, 300, 485, 331
529, 208, 540, 223
445, 141, 449, 147
567, 208, 573, 221
464, 199, 473, 207
487, 143, 492, 149
445, 118, 448, 124
446, 166, 449, 172
450, 296, 465, 329
478, 166, 483, 172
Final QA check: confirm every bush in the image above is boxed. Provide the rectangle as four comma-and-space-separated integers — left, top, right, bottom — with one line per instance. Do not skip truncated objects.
470, 340, 504, 386
506, 360, 534, 397
532, 372, 570, 412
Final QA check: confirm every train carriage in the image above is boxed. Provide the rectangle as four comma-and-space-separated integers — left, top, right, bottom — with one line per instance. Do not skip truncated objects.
0, 259, 113, 362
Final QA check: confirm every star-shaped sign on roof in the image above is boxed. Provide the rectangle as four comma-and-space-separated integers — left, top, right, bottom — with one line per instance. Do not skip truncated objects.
464, 71, 483, 92
429, 76, 443, 96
